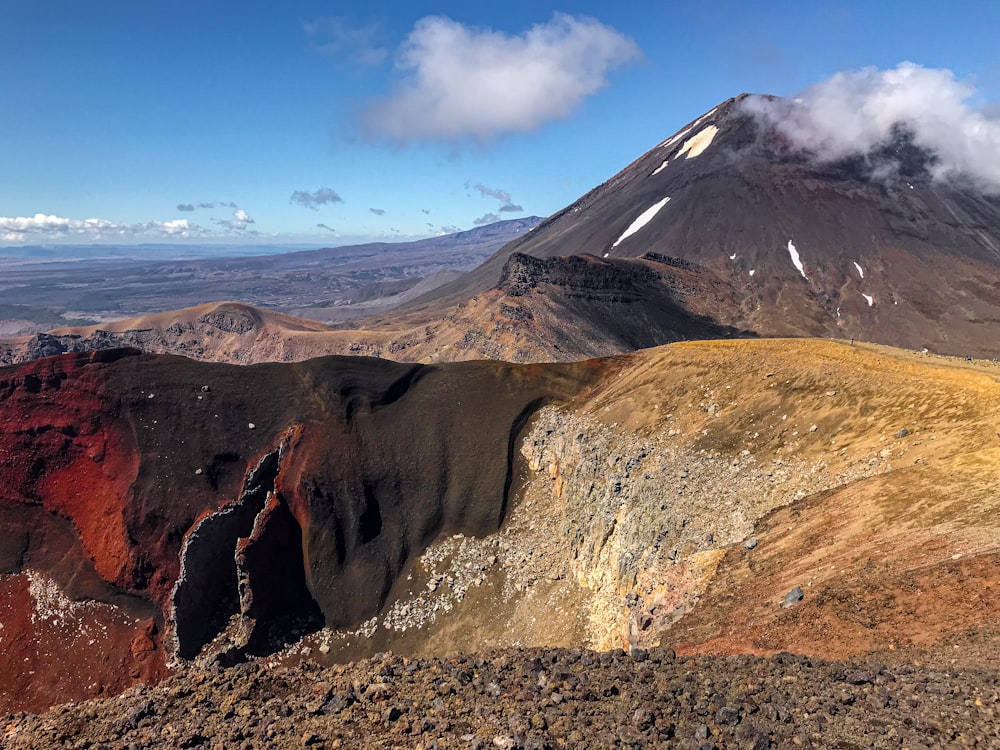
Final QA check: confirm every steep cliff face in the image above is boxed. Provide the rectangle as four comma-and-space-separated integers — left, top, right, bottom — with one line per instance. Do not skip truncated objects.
518, 407, 890, 650
0, 349, 596, 711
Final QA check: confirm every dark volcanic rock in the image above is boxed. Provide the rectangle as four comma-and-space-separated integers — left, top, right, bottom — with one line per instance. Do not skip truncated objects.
11, 646, 996, 749
494, 251, 749, 353
420, 94, 1000, 358
0, 349, 597, 711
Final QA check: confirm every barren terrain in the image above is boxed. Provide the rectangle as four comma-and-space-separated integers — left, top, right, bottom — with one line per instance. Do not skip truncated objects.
0, 218, 539, 336
2, 338, 998, 747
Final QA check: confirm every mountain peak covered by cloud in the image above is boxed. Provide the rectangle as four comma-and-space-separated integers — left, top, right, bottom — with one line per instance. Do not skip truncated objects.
742, 62, 1000, 192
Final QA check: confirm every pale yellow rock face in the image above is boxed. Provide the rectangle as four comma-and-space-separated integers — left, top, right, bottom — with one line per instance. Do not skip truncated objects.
677, 124, 719, 159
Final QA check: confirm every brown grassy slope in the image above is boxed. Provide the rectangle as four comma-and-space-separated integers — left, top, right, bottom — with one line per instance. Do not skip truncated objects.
566, 338, 1000, 658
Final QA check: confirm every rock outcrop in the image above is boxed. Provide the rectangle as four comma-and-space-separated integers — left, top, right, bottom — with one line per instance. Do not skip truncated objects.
0, 348, 594, 711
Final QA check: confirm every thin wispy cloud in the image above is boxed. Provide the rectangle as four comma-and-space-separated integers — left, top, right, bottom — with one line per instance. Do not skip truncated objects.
473, 182, 523, 214
742, 62, 1000, 191
369, 207, 386, 216
316, 223, 336, 232
473, 212, 501, 226
290, 187, 344, 210
176, 201, 239, 211
425, 221, 461, 235
474, 183, 511, 203
303, 17, 388, 65
362, 13, 640, 142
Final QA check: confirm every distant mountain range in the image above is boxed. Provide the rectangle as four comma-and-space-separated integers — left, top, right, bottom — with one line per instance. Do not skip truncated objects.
0, 217, 542, 336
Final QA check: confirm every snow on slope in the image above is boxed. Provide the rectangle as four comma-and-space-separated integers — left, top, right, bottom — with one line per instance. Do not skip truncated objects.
613, 197, 671, 248
787, 241, 808, 280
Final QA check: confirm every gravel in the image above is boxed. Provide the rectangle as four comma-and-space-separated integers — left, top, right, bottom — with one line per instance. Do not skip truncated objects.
4, 647, 997, 749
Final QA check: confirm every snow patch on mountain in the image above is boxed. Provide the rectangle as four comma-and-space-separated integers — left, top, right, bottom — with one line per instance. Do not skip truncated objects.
613, 197, 670, 247
853, 261, 865, 278
863, 293, 875, 307
656, 105, 720, 151
787, 241, 808, 280
677, 125, 719, 159
657, 125, 693, 151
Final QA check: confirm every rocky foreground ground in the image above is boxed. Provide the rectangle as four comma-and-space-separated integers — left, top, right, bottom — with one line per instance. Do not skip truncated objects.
4, 644, 998, 749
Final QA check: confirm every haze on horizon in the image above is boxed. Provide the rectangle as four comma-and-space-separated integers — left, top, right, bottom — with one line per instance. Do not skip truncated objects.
2, 0, 999, 251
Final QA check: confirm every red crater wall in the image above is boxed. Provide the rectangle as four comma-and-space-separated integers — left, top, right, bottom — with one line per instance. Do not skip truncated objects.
0, 349, 595, 712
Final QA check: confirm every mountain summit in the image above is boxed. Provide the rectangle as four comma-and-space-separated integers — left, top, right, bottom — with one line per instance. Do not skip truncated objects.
417, 94, 1000, 357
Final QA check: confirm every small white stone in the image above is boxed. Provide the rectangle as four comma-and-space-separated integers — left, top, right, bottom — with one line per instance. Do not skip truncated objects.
248, 422, 256, 430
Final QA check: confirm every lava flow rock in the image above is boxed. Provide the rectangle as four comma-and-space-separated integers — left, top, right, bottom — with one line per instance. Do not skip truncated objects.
0, 348, 596, 711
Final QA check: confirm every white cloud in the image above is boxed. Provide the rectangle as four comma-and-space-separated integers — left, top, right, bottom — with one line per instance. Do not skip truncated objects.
215, 207, 255, 232
742, 62, 1000, 191
473, 182, 524, 214
0, 213, 213, 243
474, 183, 512, 203
0, 214, 113, 234
153, 219, 192, 235
362, 13, 640, 142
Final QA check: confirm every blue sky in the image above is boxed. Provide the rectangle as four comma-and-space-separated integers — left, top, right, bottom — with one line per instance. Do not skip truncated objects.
2, 0, 999, 247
